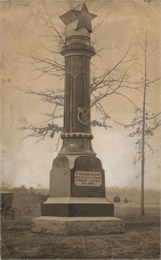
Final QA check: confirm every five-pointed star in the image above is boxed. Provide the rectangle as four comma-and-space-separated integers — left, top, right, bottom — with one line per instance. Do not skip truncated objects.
73, 3, 97, 33
60, 3, 97, 33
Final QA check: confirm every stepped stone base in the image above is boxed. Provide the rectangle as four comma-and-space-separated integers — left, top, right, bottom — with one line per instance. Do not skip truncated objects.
31, 216, 124, 235
41, 197, 114, 217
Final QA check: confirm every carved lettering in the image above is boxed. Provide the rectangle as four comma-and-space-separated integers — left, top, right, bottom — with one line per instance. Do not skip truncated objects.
74, 171, 102, 186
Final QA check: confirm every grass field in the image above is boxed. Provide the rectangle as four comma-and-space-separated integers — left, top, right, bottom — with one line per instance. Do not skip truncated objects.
1, 203, 160, 260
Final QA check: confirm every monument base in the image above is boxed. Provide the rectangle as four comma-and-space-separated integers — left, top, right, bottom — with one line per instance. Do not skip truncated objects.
31, 216, 124, 235
41, 197, 114, 217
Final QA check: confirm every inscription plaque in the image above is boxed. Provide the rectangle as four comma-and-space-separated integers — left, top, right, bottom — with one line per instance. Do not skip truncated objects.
75, 171, 102, 186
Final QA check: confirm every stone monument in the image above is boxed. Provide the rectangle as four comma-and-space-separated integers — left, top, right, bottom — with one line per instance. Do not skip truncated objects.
31, 3, 124, 235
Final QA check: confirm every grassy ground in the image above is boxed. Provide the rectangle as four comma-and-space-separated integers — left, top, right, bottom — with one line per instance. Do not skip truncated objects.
1, 203, 160, 260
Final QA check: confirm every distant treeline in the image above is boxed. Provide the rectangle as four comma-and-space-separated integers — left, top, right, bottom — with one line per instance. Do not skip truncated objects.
0, 185, 160, 216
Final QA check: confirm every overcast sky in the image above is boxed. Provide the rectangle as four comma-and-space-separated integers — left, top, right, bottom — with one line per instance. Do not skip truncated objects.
1, 0, 160, 190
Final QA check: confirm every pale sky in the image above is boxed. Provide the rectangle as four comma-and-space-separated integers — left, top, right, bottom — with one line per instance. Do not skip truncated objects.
0, 0, 161, 190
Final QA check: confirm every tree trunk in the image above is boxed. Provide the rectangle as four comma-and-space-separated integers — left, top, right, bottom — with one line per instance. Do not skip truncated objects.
141, 36, 148, 217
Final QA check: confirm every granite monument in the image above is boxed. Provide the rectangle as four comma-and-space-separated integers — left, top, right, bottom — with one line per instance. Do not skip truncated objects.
31, 3, 124, 235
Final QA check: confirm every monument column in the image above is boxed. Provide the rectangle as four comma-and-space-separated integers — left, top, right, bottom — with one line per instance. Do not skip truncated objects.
59, 12, 96, 156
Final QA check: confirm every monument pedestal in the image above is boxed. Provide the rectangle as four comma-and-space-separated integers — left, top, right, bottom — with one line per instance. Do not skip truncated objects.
31, 154, 124, 235
40, 155, 114, 218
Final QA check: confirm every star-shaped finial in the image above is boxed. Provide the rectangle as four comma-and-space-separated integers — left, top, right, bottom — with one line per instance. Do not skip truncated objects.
73, 3, 97, 32
60, 3, 97, 33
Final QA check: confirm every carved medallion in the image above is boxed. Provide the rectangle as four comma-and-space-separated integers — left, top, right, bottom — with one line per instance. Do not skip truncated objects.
77, 107, 90, 125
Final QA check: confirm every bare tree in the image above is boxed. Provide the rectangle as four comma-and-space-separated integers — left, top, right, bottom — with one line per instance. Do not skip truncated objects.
19, 2, 139, 144
121, 30, 160, 216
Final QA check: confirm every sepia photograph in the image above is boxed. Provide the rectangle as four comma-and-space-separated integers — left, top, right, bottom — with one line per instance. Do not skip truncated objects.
0, 0, 160, 259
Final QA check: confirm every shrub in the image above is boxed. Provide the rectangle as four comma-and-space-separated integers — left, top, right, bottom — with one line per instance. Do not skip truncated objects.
113, 196, 121, 203
124, 198, 128, 203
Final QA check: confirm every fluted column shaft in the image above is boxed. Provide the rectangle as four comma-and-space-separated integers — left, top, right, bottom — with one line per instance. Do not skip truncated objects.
59, 40, 96, 156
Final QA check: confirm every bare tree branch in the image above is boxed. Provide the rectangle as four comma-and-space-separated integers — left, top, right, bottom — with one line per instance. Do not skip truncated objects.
19, 124, 63, 144
19, 87, 64, 106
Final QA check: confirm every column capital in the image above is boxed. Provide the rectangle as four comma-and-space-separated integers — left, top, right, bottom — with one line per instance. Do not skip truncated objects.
60, 44, 96, 58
